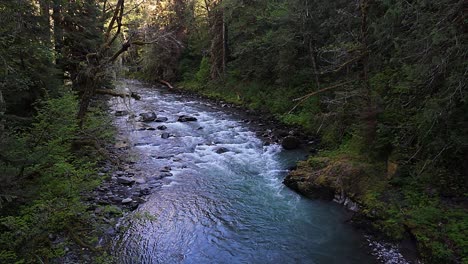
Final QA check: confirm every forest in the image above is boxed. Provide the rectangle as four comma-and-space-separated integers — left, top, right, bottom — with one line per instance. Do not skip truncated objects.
0, 0, 466, 263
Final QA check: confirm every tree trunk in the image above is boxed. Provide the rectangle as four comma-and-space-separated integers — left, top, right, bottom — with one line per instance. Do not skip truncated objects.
359, 0, 377, 144
39, 0, 51, 47
76, 67, 99, 128
0, 90, 5, 133
210, 1, 226, 79
52, 0, 63, 68
308, 39, 320, 89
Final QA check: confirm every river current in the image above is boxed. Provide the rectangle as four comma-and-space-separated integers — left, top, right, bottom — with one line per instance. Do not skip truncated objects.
110, 80, 376, 264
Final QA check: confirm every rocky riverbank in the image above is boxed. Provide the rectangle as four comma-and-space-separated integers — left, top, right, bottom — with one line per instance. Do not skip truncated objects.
60, 80, 416, 264
282, 156, 420, 264
171, 81, 419, 264
56, 82, 317, 263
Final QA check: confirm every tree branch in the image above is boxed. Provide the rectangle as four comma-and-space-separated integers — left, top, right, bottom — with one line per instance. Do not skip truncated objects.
288, 81, 354, 114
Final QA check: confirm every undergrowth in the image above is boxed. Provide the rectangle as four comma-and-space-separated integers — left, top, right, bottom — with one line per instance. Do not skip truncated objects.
175, 58, 467, 263
0, 90, 114, 263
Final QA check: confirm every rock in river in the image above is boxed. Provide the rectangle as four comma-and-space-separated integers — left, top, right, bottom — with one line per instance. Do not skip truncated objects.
139, 112, 157, 122
155, 117, 168, 122
117, 176, 135, 185
121, 198, 133, 204
115, 110, 129, 116
281, 136, 301, 150
215, 147, 229, 154
161, 132, 170, 139
177, 115, 197, 122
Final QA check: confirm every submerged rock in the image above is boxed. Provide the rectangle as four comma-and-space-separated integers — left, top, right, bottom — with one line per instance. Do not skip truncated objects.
157, 125, 167, 130
159, 172, 173, 178
161, 132, 170, 139
139, 112, 157, 122
281, 136, 301, 150
136, 123, 151, 131
215, 147, 229, 154
114, 110, 129, 116
160, 166, 171, 172
155, 117, 168, 122
177, 115, 197, 122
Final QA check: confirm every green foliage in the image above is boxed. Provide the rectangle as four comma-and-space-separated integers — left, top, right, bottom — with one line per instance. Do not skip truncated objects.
195, 57, 211, 84
0, 91, 111, 263
364, 188, 468, 264
0, 0, 61, 115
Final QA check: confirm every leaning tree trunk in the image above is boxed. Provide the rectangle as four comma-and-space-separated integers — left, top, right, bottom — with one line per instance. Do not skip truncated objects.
76, 65, 100, 128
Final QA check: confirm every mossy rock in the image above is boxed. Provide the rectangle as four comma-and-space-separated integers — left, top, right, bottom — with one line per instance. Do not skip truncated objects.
284, 155, 376, 202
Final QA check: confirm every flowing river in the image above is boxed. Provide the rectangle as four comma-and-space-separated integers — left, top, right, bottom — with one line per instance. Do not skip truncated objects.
110, 80, 376, 264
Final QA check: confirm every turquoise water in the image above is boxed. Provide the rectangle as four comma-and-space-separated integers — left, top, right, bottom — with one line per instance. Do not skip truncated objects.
111, 80, 376, 264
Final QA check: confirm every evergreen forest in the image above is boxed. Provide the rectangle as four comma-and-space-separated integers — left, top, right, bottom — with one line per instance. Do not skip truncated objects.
0, 0, 466, 263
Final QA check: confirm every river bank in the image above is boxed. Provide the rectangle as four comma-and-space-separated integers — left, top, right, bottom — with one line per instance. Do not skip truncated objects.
85, 79, 416, 264
171, 79, 422, 264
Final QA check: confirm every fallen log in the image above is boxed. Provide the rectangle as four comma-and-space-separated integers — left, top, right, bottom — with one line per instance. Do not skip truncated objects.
95, 89, 141, 100
159, 80, 174, 89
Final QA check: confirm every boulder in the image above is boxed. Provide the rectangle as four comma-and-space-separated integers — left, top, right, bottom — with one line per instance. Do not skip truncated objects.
140, 187, 151, 196
121, 198, 133, 204
116, 176, 135, 185
283, 157, 370, 203
281, 136, 301, 150
135, 178, 146, 184
160, 172, 173, 178
161, 132, 170, 139
136, 123, 151, 131
160, 166, 171, 172
215, 147, 229, 154
139, 112, 157, 122
177, 115, 197, 122
157, 125, 167, 130
155, 117, 168, 122
115, 110, 129, 116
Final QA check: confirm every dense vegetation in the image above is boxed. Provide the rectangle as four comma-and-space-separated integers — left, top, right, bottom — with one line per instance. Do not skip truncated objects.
0, 0, 117, 262
126, 0, 467, 263
0, 0, 466, 263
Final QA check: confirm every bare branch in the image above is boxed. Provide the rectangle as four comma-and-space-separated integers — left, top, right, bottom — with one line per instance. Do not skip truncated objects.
288, 81, 354, 114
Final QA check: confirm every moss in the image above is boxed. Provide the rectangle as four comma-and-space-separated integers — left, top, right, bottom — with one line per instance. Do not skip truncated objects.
284, 138, 467, 264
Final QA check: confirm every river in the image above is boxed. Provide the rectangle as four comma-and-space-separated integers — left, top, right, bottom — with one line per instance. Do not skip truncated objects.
109, 80, 376, 264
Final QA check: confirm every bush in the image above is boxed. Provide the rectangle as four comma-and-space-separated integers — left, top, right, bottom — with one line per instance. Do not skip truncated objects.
0, 91, 111, 263
195, 57, 211, 85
